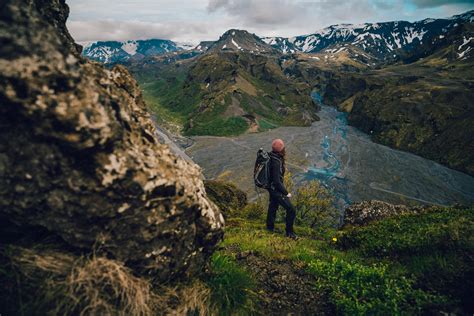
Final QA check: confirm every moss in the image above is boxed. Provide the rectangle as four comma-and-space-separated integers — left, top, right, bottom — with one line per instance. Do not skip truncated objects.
204, 180, 248, 217
257, 118, 278, 131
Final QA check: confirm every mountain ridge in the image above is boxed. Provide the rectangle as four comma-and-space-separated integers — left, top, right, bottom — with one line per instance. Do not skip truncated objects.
264, 9, 474, 61
81, 10, 474, 64
81, 38, 182, 63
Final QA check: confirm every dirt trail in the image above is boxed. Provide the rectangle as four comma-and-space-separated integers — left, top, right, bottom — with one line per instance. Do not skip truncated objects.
235, 251, 332, 315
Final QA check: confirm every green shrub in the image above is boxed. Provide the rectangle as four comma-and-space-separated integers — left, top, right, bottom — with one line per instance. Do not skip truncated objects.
283, 173, 340, 229
240, 198, 267, 221
308, 257, 439, 315
206, 254, 256, 314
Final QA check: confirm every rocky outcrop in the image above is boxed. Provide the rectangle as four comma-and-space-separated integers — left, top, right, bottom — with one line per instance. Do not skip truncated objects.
0, 0, 223, 282
343, 200, 425, 226
204, 180, 247, 217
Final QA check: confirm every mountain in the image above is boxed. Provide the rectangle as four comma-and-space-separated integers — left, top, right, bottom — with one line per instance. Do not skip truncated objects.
265, 10, 474, 62
290, 21, 474, 176
195, 41, 215, 52
127, 29, 318, 136
100, 11, 474, 175
207, 29, 279, 54
81, 39, 181, 63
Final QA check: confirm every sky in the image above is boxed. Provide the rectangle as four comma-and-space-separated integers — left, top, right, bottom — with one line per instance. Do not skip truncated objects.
66, 0, 474, 44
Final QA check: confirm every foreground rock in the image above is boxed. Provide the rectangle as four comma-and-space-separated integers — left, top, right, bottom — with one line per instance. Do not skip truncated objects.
0, 0, 223, 283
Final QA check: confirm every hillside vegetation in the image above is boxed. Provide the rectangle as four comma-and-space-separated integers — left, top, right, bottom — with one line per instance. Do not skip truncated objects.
128, 31, 319, 137
206, 180, 474, 314
282, 23, 474, 176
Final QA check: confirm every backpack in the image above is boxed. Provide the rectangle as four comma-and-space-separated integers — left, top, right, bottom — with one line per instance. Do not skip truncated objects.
254, 148, 271, 189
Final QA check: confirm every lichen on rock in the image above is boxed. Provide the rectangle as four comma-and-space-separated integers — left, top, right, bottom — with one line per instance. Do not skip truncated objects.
0, 0, 224, 283
343, 200, 426, 226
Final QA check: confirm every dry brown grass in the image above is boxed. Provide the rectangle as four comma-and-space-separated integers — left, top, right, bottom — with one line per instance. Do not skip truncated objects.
161, 280, 213, 315
3, 246, 213, 316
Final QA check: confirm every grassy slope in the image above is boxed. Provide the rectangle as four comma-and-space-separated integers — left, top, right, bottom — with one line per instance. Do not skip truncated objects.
346, 56, 474, 176
207, 206, 474, 314
130, 52, 316, 137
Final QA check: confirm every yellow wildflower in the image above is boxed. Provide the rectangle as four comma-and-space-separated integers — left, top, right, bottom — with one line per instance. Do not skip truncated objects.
332, 237, 337, 242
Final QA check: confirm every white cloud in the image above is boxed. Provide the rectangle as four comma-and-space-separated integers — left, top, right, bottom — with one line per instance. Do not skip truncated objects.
412, 0, 474, 8
68, 20, 219, 44
65, 0, 474, 43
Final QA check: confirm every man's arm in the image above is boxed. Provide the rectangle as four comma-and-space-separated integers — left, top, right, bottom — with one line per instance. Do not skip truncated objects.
270, 158, 288, 196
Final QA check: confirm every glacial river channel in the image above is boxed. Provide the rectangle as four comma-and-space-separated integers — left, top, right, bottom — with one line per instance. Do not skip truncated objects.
185, 93, 474, 209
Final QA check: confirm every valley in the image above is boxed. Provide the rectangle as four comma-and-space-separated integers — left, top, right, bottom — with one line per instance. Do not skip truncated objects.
2, 1, 474, 314
186, 93, 474, 209
99, 11, 474, 209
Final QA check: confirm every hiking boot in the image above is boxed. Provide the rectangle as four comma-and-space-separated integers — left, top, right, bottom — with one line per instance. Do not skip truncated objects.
286, 232, 298, 240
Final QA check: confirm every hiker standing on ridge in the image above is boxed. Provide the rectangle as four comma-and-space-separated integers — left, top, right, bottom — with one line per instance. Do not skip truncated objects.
267, 139, 297, 239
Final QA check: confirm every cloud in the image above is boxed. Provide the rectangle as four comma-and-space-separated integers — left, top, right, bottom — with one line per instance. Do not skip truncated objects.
66, 0, 474, 43
411, 0, 474, 8
207, 0, 308, 25
67, 20, 223, 44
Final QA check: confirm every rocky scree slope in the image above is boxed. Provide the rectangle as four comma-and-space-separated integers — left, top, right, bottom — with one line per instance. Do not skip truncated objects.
0, 0, 223, 284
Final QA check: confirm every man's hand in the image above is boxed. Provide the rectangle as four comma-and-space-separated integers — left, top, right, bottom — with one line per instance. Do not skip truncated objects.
287, 193, 292, 198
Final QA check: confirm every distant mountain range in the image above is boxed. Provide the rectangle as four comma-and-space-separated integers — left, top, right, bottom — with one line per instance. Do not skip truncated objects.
83, 10, 474, 176
80, 39, 189, 63
263, 10, 473, 59
81, 10, 474, 64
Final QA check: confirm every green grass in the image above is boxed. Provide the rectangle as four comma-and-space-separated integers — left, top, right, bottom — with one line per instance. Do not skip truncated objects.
338, 207, 474, 257
210, 206, 474, 314
185, 116, 249, 136
308, 257, 439, 315
338, 207, 474, 312
206, 253, 257, 315
140, 75, 201, 116
257, 118, 278, 131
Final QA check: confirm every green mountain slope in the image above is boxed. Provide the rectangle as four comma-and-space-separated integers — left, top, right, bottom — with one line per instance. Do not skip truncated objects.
128, 30, 319, 136
283, 22, 474, 176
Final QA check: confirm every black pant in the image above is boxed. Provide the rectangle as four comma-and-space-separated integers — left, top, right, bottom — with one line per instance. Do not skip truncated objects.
266, 192, 296, 234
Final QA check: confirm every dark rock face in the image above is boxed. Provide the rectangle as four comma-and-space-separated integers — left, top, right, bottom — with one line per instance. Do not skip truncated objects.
0, 0, 224, 282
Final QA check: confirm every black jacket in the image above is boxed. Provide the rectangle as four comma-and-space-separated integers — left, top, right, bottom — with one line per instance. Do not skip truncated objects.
269, 151, 288, 196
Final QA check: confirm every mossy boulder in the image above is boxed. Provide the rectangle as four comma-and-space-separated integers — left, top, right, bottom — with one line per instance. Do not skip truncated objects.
204, 180, 248, 217
0, 0, 223, 285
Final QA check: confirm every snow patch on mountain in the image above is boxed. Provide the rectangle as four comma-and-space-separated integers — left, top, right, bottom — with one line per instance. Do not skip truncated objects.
458, 36, 473, 59
82, 39, 181, 63
121, 41, 138, 55
231, 38, 242, 50
404, 27, 427, 44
